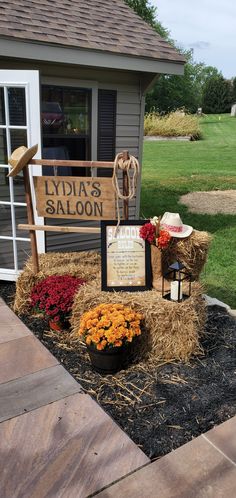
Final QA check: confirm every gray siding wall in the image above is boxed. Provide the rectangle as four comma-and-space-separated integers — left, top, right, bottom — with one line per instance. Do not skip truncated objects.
0, 59, 145, 254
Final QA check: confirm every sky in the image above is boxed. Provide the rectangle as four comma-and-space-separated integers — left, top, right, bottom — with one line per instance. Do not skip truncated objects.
152, 0, 235, 79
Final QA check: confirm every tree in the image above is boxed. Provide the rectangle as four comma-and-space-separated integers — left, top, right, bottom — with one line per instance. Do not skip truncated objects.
124, 0, 169, 39
232, 77, 236, 103
145, 50, 222, 113
146, 52, 195, 113
192, 64, 222, 105
125, 1, 230, 114
202, 76, 232, 114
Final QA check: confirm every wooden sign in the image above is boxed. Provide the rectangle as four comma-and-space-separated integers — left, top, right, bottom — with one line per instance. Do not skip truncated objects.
101, 220, 151, 292
34, 176, 116, 220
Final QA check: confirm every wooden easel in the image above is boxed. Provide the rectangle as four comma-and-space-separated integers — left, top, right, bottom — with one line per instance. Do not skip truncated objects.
8, 149, 132, 274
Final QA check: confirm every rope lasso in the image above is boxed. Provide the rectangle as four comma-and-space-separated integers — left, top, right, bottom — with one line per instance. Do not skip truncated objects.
112, 152, 140, 233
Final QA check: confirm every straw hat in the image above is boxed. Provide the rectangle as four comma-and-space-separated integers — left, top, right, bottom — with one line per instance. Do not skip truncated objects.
8, 144, 38, 177
160, 212, 193, 238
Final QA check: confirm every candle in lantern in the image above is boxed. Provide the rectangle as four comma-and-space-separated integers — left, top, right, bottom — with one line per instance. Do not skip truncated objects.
170, 281, 182, 301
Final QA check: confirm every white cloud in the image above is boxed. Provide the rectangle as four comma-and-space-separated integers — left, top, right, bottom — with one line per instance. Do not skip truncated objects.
189, 42, 210, 50
152, 0, 236, 78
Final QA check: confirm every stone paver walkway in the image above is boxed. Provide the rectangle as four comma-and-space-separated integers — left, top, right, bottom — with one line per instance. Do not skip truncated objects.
95, 418, 236, 497
1, 296, 236, 498
0, 298, 149, 497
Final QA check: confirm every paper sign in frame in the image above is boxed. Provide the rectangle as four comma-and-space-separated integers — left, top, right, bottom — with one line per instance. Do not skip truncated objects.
101, 220, 152, 292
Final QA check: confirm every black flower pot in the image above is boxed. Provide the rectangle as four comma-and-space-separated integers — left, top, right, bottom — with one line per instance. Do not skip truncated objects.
87, 344, 129, 374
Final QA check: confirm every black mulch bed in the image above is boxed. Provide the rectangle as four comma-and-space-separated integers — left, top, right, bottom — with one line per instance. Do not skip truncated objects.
1, 281, 236, 460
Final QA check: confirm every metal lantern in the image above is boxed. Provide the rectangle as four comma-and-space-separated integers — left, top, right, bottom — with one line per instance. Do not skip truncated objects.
162, 261, 192, 302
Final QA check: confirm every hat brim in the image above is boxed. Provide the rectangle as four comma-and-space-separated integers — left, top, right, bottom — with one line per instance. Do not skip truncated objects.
167, 224, 193, 238
8, 144, 38, 177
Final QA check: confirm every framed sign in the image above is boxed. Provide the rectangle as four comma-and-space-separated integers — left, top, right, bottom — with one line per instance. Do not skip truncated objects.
101, 220, 151, 292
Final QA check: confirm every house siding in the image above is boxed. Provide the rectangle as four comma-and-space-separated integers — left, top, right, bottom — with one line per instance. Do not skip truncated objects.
45, 77, 143, 254
0, 59, 144, 254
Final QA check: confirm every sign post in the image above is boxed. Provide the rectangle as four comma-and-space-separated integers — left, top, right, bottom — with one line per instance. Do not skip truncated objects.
8, 147, 139, 275
23, 164, 39, 273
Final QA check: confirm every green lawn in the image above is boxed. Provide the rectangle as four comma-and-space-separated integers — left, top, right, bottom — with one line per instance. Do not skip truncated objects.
140, 114, 236, 308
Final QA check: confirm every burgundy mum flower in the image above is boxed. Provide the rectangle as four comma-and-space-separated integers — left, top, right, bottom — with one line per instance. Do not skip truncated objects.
30, 275, 86, 325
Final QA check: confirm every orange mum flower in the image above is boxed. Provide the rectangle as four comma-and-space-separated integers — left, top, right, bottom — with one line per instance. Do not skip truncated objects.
77, 303, 143, 351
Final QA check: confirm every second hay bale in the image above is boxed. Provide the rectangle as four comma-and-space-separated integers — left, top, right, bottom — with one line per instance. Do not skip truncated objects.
71, 279, 206, 363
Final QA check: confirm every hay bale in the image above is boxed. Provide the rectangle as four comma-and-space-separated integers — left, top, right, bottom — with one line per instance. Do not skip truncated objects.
71, 279, 206, 363
68, 229, 209, 363
164, 230, 212, 279
14, 251, 101, 314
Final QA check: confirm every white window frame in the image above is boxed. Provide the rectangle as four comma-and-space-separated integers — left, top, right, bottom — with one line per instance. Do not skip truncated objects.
0, 70, 45, 281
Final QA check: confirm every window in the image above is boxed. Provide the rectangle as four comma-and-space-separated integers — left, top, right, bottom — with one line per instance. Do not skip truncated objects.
41, 86, 91, 175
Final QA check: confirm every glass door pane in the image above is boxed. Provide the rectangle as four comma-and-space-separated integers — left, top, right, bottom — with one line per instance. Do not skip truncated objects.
0, 88, 5, 125
0, 240, 14, 269
0, 129, 7, 164
8, 87, 27, 126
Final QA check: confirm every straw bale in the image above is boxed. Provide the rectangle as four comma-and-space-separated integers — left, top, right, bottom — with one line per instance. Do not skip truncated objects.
13, 251, 100, 314
71, 279, 206, 363
164, 230, 212, 279
13, 230, 211, 363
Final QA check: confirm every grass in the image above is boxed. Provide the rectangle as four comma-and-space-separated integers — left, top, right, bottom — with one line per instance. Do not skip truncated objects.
144, 111, 201, 139
140, 114, 236, 308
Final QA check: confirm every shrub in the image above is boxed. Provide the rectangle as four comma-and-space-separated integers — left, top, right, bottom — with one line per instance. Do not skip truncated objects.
144, 110, 201, 139
30, 275, 86, 325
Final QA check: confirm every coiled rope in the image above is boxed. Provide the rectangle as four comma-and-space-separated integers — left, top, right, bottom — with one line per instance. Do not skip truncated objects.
112, 152, 140, 232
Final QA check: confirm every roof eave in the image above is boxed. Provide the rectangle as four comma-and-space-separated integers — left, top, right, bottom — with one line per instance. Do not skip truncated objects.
0, 38, 185, 75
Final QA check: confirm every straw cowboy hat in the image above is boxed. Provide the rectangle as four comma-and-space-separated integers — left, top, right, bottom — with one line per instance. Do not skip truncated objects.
161, 212, 193, 238
8, 144, 38, 177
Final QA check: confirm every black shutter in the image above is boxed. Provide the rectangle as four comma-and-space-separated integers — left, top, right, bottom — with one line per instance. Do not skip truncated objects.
97, 89, 116, 167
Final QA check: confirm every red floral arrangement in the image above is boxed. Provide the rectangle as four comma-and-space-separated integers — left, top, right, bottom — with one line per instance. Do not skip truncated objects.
30, 275, 86, 326
140, 217, 171, 249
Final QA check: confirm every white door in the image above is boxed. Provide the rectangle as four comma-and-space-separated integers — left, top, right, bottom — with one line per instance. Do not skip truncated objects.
0, 70, 44, 281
